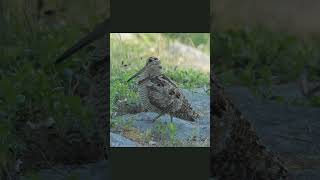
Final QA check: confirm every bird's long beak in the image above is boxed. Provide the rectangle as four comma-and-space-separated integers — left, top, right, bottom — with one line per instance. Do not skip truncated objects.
127, 66, 147, 82
55, 18, 110, 64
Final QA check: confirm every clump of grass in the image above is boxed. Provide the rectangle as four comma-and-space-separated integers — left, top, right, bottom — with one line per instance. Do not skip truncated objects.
150, 120, 184, 147
167, 122, 178, 145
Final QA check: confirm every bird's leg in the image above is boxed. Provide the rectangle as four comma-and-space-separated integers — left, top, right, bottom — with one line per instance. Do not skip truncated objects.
170, 116, 173, 123
152, 113, 164, 122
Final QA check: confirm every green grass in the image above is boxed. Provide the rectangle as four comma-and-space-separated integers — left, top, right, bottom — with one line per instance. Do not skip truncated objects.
1, 15, 105, 177
110, 33, 210, 116
165, 69, 209, 89
213, 27, 320, 106
111, 116, 201, 147
163, 33, 210, 54
214, 28, 320, 84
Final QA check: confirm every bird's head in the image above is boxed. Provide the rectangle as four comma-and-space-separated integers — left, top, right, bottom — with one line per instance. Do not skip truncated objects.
127, 56, 162, 82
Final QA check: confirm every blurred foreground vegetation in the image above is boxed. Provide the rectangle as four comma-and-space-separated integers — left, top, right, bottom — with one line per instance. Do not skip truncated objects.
213, 27, 320, 106
1, 0, 108, 178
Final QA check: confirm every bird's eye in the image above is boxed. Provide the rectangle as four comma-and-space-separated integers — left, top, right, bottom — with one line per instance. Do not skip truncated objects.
148, 58, 153, 63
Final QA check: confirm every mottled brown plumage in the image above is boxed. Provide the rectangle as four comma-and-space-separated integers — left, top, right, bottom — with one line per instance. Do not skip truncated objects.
128, 57, 199, 122
211, 71, 288, 180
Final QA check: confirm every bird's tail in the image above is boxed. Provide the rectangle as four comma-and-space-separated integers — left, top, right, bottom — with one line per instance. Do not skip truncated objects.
172, 97, 199, 122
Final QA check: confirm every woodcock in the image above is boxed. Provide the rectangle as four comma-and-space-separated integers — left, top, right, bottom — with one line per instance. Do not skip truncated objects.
127, 57, 199, 123
211, 71, 288, 179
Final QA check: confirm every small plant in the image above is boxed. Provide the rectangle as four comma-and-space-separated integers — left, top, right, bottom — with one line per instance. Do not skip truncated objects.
150, 120, 179, 146
167, 122, 177, 145
143, 129, 153, 143
152, 120, 167, 144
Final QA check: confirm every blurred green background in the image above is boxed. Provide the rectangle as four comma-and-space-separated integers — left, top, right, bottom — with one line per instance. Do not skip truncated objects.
213, 27, 320, 106
1, 0, 109, 178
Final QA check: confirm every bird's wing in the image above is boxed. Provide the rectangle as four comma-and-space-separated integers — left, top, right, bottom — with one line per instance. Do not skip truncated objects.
146, 77, 181, 112
55, 18, 110, 64
160, 74, 177, 88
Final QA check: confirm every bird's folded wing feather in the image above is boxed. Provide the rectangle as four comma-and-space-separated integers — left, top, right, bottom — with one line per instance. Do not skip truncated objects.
160, 75, 177, 88
146, 77, 177, 110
